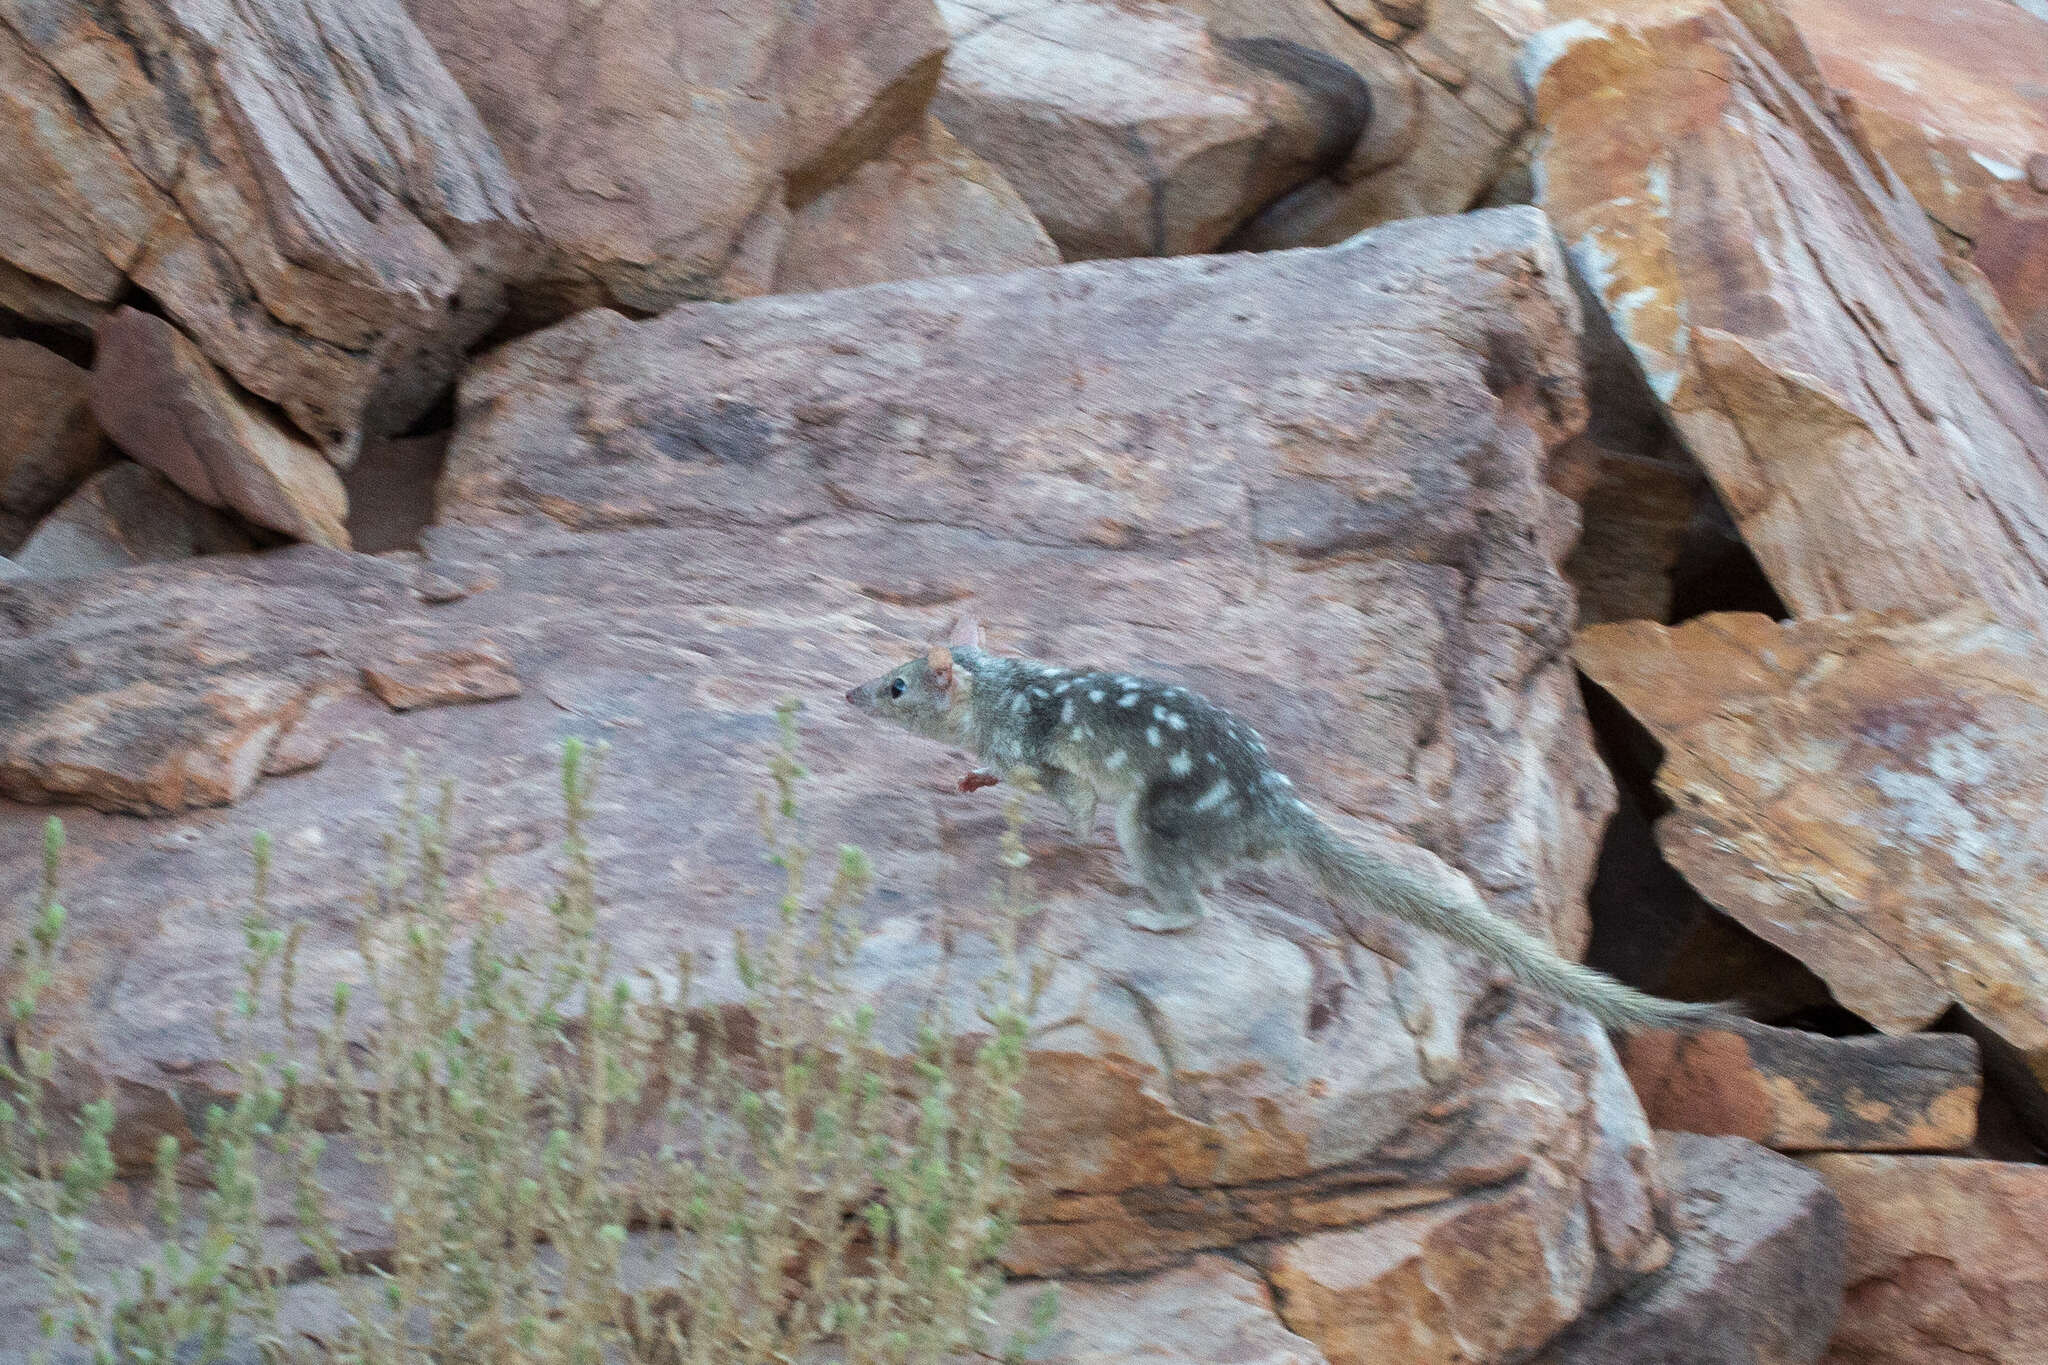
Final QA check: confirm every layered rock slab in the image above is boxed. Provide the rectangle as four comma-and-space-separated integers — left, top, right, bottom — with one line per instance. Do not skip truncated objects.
0, 0, 534, 460
1575, 610, 2048, 1090
0, 211, 1676, 1355
1620, 1023, 1980, 1153
1527, 1, 2048, 634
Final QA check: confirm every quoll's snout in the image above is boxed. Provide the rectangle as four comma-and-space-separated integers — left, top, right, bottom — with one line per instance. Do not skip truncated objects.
845, 686, 859, 705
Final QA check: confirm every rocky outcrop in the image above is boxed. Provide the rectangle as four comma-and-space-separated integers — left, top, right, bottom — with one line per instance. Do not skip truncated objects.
1620, 1024, 1981, 1153
776, 116, 1059, 293
404, 0, 949, 318
1527, 1, 2048, 634
1575, 610, 2048, 1092
931, 0, 1372, 258
1780, 0, 2048, 380
1804, 1155, 2048, 1365
0, 337, 109, 550
90, 309, 349, 550
0, 211, 1693, 1357
1528, 1133, 1845, 1365
0, 0, 534, 462
9, 463, 253, 581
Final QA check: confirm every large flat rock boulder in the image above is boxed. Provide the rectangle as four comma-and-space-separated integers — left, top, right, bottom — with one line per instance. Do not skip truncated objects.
0, 0, 534, 461
1576, 610, 2048, 1091
0, 210, 1681, 1355
1526, 0, 2048, 634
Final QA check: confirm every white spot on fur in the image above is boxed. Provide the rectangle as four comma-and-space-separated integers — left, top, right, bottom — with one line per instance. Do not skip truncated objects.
1264, 771, 1293, 788
1089, 690, 1105, 703
1206, 752, 1220, 765
1168, 751, 1193, 776
1119, 693, 1140, 707
1106, 750, 1126, 771
1192, 779, 1234, 812
1055, 680, 1072, 694
1011, 695, 1029, 714
1030, 688, 1047, 700
1061, 699, 1075, 724
1075, 726, 1092, 740
1165, 712, 1186, 731
1146, 726, 1161, 746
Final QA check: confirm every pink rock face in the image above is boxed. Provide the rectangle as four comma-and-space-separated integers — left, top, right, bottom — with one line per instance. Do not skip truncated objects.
1576, 609, 2048, 1091
404, 0, 949, 318
0, 0, 534, 461
1804, 1154, 2048, 1365
1779, 0, 2048, 379
1527, 1, 2048, 635
0, 212, 1685, 1357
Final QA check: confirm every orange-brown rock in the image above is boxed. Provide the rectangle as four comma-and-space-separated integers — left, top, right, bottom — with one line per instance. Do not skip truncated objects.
931, 0, 1371, 258
1803, 1154, 2048, 1365
1528, 1133, 1845, 1365
404, 0, 948, 318
1575, 610, 2048, 1090
0, 213, 1685, 1361
10, 463, 253, 581
363, 642, 521, 711
0, 337, 109, 548
0, 0, 534, 460
1780, 0, 2048, 379
775, 116, 1058, 293
1528, 2, 2048, 634
90, 309, 349, 549
1621, 1023, 1980, 1153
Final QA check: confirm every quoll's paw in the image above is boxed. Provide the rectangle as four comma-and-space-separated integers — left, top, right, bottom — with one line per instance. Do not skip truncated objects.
1124, 904, 1204, 933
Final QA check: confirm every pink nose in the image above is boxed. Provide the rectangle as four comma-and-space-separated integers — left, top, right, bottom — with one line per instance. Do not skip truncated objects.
845, 687, 860, 705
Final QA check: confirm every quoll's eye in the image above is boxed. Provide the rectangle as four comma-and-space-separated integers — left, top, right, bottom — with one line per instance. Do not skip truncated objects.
889, 677, 907, 699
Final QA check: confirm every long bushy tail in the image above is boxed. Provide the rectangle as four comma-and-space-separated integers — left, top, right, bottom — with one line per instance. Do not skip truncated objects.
1288, 811, 1728, 1032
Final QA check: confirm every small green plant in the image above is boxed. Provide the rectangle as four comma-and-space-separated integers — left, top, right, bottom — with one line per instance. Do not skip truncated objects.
0, 703, 1049, 1363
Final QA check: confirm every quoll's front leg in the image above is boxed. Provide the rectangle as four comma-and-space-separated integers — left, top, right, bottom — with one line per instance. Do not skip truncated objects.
1043, 768, 1099, 837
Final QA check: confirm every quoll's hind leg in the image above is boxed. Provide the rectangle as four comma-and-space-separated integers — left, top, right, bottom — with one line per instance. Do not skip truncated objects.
1114, 795, 1207, 932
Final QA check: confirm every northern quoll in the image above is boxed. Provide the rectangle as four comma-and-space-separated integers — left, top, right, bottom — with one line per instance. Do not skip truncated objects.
846, 627, 1724, 1032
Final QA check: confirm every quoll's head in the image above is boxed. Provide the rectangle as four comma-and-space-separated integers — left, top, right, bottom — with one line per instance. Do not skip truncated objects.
845, 646, 970, 736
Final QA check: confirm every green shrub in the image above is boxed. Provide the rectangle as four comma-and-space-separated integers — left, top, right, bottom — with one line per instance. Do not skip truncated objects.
1, 702, 1051, 1364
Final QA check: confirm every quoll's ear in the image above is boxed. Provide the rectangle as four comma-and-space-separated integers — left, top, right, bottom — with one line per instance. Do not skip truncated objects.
944, 615, 985, 651
925, 646, 955, 692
